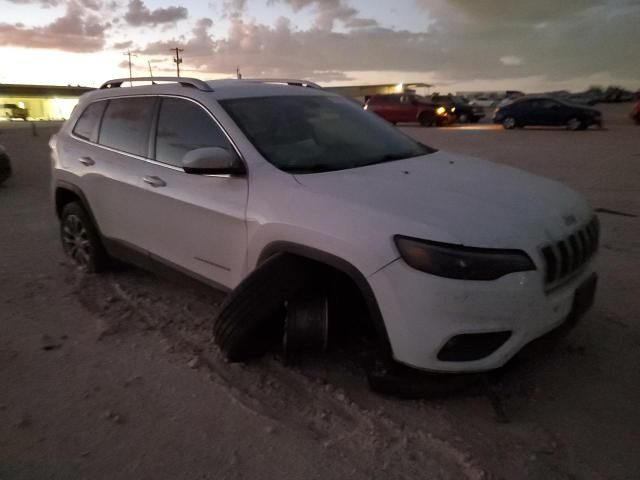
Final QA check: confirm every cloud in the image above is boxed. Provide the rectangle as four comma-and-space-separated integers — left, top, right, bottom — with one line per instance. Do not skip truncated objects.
112, 40, 133, 49
500, 56, 523, 66
9, 0, 633, 89
268, 0, 377, 31
6, 0, 60, 6
344, 17, 378, 29
0, 1, 110, 52
124, 0, 188, 27
134, 0, 639, 89
222, 0, 247, 17
142, 17, 215, 56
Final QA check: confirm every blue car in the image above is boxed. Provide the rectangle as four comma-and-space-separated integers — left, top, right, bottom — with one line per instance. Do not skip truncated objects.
493, 96, 603, 130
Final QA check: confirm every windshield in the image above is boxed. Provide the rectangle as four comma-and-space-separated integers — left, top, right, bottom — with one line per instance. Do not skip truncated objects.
220, 95, 435, 174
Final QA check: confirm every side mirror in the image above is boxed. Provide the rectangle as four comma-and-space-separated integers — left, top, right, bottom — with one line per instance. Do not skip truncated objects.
182, 147, 246, 176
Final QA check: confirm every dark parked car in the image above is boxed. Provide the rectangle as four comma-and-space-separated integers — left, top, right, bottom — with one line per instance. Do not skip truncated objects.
431, 94, 485, 123
364, 94, 450, 126
0, 145, 11, 184
631, 101, 640, 125
493, 96, 603, 130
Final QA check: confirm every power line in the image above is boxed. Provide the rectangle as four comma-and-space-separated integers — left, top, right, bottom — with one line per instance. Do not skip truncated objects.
171, 47, 184, 78
123, 50, 138, 87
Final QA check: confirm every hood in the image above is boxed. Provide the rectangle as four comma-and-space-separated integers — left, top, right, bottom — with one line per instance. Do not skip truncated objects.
294, 151, 592, 250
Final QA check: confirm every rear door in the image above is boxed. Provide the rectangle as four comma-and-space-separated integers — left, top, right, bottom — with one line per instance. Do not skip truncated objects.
130, 97, 249, 289
66, 97, 156, 245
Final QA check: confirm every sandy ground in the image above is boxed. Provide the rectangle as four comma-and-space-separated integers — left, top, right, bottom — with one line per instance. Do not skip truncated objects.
0, 104, 638, 480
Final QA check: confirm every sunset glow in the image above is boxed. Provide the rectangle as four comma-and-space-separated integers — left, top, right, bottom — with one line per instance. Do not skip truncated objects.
0, 0, 638, 92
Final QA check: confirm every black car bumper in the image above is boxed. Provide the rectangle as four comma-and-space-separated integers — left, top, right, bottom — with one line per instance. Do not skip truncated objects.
0, 150, 12, 184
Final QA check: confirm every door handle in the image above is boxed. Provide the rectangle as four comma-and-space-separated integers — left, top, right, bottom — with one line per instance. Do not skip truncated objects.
143, 176, 167, 188
78, 156, 95, 166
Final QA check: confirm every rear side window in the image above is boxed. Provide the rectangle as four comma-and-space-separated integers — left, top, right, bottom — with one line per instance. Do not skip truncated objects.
154, 98, 234, 167
99, 97, 156, 157
73, 101, 106, 142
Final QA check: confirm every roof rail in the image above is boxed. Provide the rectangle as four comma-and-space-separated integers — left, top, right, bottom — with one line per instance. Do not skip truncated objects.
242, 78, 322, 89
100, 77, 213, 92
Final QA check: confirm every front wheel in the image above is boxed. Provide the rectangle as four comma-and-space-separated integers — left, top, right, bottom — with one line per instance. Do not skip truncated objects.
567, 117, 584, 131
458, 113, 469, 123
502, 117, 517, 129
60, 202, 109, 273
418, 112, 434, 127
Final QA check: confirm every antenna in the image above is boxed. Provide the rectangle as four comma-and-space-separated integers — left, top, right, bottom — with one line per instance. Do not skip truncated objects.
148, 61, 156, 84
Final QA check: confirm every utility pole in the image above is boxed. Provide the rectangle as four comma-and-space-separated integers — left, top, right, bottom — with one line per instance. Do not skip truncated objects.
171, 47, 184, 78
123, 50, 138, 87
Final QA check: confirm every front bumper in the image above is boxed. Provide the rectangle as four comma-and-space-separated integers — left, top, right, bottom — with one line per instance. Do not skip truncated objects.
368, 258, 597, 372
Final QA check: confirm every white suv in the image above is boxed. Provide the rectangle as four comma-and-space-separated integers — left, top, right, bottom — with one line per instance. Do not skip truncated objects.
51, 77, 598, 374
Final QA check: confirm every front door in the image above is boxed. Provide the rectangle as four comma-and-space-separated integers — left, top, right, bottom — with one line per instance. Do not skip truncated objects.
541, 99, 566, 126
131, 97, 249, 289
397, 95, 418, 122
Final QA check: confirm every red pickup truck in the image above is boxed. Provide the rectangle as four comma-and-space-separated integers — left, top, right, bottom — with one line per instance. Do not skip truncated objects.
364, 94, 451, 126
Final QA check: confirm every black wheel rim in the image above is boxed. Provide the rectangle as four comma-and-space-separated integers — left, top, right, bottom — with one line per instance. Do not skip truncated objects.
62, 214, 91, 269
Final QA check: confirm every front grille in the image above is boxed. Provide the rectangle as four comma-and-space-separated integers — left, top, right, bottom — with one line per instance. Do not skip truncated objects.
541, 216, 599, 286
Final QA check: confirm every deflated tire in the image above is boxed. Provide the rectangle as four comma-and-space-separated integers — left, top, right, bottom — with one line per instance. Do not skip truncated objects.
213, 253, 320, 362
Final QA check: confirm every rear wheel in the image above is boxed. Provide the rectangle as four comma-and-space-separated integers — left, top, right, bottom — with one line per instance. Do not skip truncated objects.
60, 202, 109, 273
502, 117, 517, 129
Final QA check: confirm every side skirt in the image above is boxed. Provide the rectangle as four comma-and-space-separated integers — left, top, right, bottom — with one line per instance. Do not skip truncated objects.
102, 237, 231, 294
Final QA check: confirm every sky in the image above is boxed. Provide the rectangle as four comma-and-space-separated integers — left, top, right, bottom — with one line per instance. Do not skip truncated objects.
0, 0, 638, 93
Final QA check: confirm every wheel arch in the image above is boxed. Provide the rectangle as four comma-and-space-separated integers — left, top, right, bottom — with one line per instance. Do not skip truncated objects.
54, 181, 102, 234
258, 241, 393, 356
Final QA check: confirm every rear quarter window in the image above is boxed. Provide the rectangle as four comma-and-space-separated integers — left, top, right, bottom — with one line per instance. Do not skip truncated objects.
72, 101, 107, 142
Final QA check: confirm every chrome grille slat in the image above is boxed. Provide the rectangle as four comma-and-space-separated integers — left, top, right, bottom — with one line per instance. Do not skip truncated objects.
540, 216, 599, 287
558, 241, 571, 278
568, 234, 580, 271
541, 245, 557, 283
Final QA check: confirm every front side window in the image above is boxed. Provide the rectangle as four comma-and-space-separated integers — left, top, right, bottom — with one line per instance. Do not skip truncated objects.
99, 97, 156, 157
220, 95, 434, 174
155, 98, 234, 167
541, 100, 559, 110
73, 101, 106, 142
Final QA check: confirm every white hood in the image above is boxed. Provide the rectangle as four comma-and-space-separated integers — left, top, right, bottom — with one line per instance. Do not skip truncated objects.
294, 151, 593, 250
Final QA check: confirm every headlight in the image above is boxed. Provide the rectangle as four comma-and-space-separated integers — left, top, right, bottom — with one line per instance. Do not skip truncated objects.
394, 236, 535, 280
436, 106, 446, 116
451, 107, 456, 113
363, 104, 368, 110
